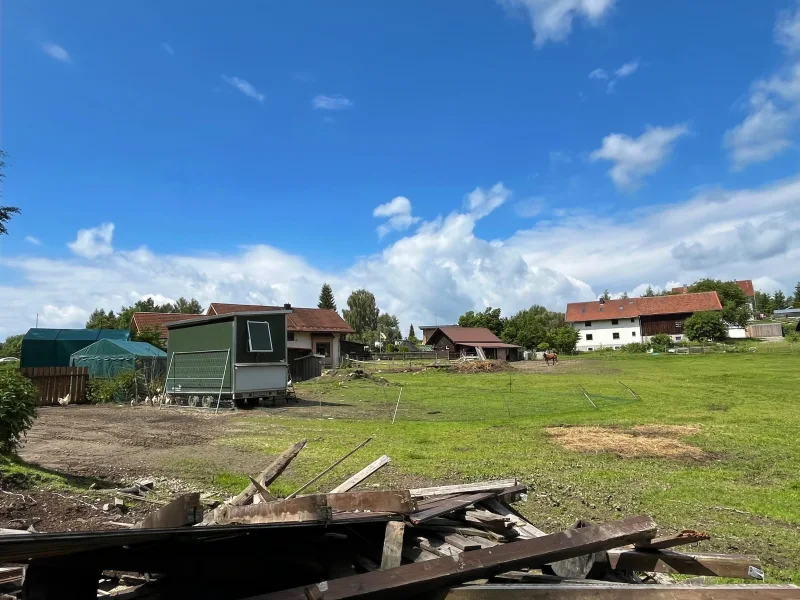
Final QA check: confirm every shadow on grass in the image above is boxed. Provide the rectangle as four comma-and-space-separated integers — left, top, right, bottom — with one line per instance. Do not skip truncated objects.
0, 453, 123, 491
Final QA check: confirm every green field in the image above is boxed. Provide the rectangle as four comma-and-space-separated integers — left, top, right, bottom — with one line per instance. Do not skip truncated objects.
217, 351, 800, 583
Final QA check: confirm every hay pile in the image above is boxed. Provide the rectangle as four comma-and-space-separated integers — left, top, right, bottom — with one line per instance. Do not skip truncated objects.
448, 360, 515, 374
545, 425, 704, 460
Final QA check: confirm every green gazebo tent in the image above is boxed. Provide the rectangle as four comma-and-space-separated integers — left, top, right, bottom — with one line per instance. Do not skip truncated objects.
20, 328, 130, 368
70, 339, 167, 379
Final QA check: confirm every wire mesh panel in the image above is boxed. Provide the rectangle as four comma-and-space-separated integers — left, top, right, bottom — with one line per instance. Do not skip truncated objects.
165, 350, 230, 396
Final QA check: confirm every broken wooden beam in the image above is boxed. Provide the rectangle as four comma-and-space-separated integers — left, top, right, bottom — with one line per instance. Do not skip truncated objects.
330, 455, 391, 493
479, 498, 547, 539
380, 521, 405, 570
286, 437, 372, 499
248, 476, 276, 503
635, 530, 711, 550
442, 533, 482, 551
134, 493, 201, 529
607, 549, 763, 579
410, 479, 519, 499
441, 584, 800, 599
409, 488, 522, 525
230, 439, 307, 506
256, 515, 658, 600
326, 490, 415, 514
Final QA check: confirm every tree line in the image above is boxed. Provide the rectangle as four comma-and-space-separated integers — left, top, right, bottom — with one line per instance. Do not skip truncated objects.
456, 306, 579, 353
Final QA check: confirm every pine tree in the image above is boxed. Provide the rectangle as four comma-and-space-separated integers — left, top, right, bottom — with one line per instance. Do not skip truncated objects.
601, 289, 611, 300
317, 283, 337, 311
643, 285, 656, 297
408, 324, 419, 343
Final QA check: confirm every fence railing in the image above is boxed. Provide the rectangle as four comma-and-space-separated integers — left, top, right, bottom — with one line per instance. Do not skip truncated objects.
20, 366, 89, 405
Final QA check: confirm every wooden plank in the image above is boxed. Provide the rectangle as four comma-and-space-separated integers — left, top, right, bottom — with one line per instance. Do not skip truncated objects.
230, 440, 307, 506
443, 533, 482, 551
380, 521, 405, 570
248, 476, 276, 503
415, 523, 507, 543
286, 437, 373, 499
214, 495, 332, 525
441, 584, 800, 600
326, 490, 415, 514
607, 549, 762, 579
402, 545, 439, 563
134, 493, 201, 529
0, 566, 24, 585
255, 515, 658, 600
410, 491, 504, 525
412, 536, 462, 558
410, 479, 519, 499
636, 530, 711, 550
330, 455, 391, 493
479, 498, 546, 539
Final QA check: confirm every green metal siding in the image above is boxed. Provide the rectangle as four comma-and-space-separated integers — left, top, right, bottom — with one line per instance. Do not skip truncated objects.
167, 320, 234, 392
234, 314, 288, 365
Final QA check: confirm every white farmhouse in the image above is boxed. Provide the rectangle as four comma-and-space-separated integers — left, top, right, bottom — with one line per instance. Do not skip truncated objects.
566, 292, 723, 352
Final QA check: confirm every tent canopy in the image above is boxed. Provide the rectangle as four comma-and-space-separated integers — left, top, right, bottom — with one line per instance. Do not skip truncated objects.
20, 328, 130, 368
70, 339, 166, 379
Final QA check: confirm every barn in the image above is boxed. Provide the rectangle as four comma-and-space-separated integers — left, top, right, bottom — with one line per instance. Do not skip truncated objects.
426, 326, 521, 361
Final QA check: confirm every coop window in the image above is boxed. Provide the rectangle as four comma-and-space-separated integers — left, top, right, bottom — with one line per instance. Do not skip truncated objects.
287, 332, 295, 341
247, 321, 273, 352
613, 332, 620, 340
586, 334, 593, 341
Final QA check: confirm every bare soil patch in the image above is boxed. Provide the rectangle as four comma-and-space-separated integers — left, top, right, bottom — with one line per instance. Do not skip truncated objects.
511, 359, 622, 375
545, 425, 704, 460
448, 360, 514, 373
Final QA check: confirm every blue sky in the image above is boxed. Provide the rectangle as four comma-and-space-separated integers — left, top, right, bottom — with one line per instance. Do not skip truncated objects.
2, 0, 800, 336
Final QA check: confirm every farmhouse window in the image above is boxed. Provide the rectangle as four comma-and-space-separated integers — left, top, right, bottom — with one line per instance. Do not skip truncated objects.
676, 336, 682, 341
676, 321, 683, 328
287, 332, 295, 341
247, 321, 273, 352
632, 331, 636, 336
613, 332, 620, 340
316, 342, 331, 357
585, 321, 592, 327
611, 319, 619, 325
586, 334, 593, 341
630, 318, 635, 323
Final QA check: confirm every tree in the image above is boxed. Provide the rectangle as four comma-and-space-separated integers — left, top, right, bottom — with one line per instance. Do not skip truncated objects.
0, 368, 38, 453
545, 326, 579, 353
772, 290, 788, 311
86, 309, 118, 329
600, 289, 611, 301
643, 285, 656, 297
650, 333, 673, 351
342, 289, 379, 338
755, 291, 772, 314
501, 305, 565, 350
620, 292, 629, 299
688, 279, 750, 327
317, 283, 337, 311
132, 327, 165, 350
458, 307, 504, 337
793, 282, 800, 307
684, 311, 728, 342
408, 324, 420, 344
0, 150, 20, 236
171, 297, 203, 314
377, 313, 401, 344
0, 335, 23, 359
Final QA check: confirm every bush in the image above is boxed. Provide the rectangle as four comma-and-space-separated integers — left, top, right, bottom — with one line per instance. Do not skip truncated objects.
684, 311, 728, 342
786, 332, 800, 344
650, 333, 673, 351
385, 344, 395, 353
0, 369, 38, 453
621, 343, 649, 353
398, 346, 409, 353
86, 370, 140, 404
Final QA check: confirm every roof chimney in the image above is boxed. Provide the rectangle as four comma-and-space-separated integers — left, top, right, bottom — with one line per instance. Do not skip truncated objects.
283, 303, 292, 310
599, 298, 605, 304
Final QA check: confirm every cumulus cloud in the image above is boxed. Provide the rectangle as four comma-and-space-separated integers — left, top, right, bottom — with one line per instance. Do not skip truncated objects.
67, 223, 114, 259
464, 183, 511, 219
312, 95, 353, 110
591, 124, 689, 190
42, 42, 70, 63
373, 196, 421, 238
725, 6, 800, 169
498, 0, 617, 47
222, 75, 264, 104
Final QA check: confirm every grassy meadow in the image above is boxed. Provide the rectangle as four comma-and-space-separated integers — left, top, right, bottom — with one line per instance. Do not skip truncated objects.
214, 351, 800, 582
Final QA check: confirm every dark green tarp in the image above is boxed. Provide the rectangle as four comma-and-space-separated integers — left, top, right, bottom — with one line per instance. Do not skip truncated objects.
70, 339, 167, 379
20, 328, 130, 368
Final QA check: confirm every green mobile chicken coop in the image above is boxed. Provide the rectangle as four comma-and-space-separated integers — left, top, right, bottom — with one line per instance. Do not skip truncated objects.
165, 310, 290, 408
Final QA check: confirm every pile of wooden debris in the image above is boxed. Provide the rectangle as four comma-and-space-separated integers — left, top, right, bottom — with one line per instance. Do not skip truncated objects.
0, 439, 798, 599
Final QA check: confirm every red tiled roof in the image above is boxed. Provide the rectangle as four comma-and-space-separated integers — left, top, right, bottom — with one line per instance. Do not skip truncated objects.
435, 326, 515, 345
207, 303, 354, 333
130, 312, 200, 339
736, 280, 755, 297
565, 292, 722, 322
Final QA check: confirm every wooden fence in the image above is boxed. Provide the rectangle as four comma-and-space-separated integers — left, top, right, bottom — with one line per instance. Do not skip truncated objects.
20, 367, 89, 405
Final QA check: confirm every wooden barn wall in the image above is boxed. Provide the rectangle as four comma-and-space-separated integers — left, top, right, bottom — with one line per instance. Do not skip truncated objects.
640, 313, 694, 336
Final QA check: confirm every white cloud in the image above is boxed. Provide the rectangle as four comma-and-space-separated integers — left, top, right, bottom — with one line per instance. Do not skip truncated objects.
591, 124, 689, 190
222, 75, 264, 104
591, 59, 640, 92
464, 183, 511, 219
725, 7, 800, 169
161, 43, 175, 56
589, 68, 608, 80
615, 60, 639, 78
499, 0, 617, 47
24, 236, 41, 246
373, 196, 421, 238
312, 95, 354, 110
42, 42, 70, 63
67, 223, 114, 259
515, 197, 546, 218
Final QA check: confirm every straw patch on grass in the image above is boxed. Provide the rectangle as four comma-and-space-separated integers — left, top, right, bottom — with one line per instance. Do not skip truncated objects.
546, 425, 704, 460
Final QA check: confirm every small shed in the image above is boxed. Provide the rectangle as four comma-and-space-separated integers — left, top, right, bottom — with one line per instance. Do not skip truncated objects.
20, 328, 130, 368
70, 339, 167, 379
165, 310, 290, 405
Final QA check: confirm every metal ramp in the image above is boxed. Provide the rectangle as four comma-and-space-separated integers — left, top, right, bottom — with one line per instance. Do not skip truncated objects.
475, 346, 487, 360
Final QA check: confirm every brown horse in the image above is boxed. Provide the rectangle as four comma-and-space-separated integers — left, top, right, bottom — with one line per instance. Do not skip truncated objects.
544, 351, 558, 366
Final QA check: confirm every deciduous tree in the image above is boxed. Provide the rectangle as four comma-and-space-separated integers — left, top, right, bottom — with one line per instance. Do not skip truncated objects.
501, 305, 565, 350
0, 335, 23, 359
601, 289, 611, 300
545, 326, 579, 353
684, 311, 728, 342
342, 289, 379, 337
132, 327, 165, 350
458, 307, 504, 337
0, 150, 20, 236
688, 279, 750, 327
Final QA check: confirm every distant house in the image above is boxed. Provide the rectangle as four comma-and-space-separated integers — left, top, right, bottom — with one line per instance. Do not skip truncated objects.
566, 292, 723, 351
130, 312, 200, 343
672, 280, 756, 312
425, 326, 520, 361
207, 303, 354, 367
419, 324, 458, 345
